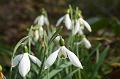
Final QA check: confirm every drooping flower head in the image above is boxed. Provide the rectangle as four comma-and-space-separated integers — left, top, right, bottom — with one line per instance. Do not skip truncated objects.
45, 36, 83, 69
79, 17, 92, 32
81, 37, 91, 49
72, 12, 92, 35
12, 46, 41, 77
72, 19, 83, 35
75, 35, 91, 49
34, 9, 49, 26
56, 9, 72, 30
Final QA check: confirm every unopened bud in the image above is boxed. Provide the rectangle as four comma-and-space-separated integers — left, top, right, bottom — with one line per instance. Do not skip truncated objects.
24, 46, 28, 53
59, 37, 65, 46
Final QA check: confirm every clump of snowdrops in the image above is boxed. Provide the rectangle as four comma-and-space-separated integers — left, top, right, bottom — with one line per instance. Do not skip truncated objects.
7, 6, 109, 79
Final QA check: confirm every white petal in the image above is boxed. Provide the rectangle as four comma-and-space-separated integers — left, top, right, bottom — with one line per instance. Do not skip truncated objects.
44, 49, 59, 69
74, 41, 83, 45
80, 18, 92, 32
72, 20, 79, 35
64, 47, 83, 69
64, 14, 72, 30
34, 16, 39, 24
56, 16, 64, 26
29, 55, 41, 67
44, 17, 49, 26
82, 38, 91, 49
73, 20, 83, 35
18, 53, 30, 77
54, 35, 61, 42
78, 27, 84, 35
12, 54, 23, 67
35, 15, 44, 26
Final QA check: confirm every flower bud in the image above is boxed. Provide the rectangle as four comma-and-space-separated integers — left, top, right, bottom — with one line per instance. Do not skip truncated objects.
24, 46, 28, 53
59, 37, 65, 46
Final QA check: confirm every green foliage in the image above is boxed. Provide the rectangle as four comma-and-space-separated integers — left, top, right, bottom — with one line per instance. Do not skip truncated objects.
88, 17, 120, 36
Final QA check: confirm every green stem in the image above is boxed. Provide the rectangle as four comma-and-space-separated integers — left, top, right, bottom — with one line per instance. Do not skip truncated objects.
23, 77, 26, 79
47, 69, 49, 79
37, 47, 47, 79
76, 45, 81, 79
28, 37, 31, 53
28, 26, 33, 53
78, 69, 81, 79
76, 44, 80, 58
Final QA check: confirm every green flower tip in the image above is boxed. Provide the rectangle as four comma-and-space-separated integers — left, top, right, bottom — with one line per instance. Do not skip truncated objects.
67, 9, 70, 14
59, 37, 65, 46
0, 65, 2, 72
60, 54, 66, 59
41, 8, 46, 16
77, 10, 82, 17
75, 34, 85, 40
78, 13, 81, 17
24, 46, 29, 53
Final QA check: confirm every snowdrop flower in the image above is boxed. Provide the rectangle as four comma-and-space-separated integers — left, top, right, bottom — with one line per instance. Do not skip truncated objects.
72, 20, 83, 35
12, 53, 41, 77
45, 46, 83, 69
76, 37, 91, 49
56, 14, 72, 30
34, 15, 49, 26
72, 17, 92, 35
81, 37, 91, 49
45, 37, 83, 69
79, 18, 92, 32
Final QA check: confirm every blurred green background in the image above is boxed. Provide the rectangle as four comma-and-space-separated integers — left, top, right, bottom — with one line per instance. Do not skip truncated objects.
0, 0, 120, 79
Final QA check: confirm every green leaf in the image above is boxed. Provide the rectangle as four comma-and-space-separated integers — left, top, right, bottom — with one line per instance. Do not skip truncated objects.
91, 46, 109, 79
64, 68, 80, 79
43, 62, 72, 79
0, 42, 12, 56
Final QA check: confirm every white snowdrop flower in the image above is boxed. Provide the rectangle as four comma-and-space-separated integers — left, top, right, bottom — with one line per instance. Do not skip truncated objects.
72, 20, 83, 35
82, 37, 91, 49
44, 46, 83, 69
79, 18, 92, 32
12, 53, 41, 77
76, 37, 91, 49
56, 14, 72, 30
34, 15, 49, 26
